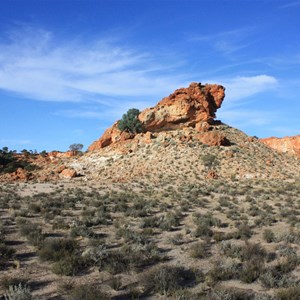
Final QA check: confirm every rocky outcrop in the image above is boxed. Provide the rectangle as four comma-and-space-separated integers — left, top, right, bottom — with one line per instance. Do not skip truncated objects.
139, 82, 225, 131
89, 82, 225, 151
10, 168, 32, 181
260, 135, 300, 157
48, 151, 78, 160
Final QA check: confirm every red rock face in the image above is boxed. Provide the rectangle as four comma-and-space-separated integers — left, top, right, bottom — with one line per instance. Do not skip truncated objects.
139, 82, 225, 131
10, 168, 32, 181
260, 135, 300, 157
88, 82, 225, 151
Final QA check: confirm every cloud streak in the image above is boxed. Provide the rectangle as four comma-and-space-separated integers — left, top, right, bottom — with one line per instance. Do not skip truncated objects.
278, 1, 300, 9
0, 26, 187, 103
221, 75, 278, 103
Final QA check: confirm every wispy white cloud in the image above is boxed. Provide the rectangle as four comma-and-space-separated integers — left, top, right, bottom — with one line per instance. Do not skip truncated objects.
278, 1, 300, 9
219, 109, 277, 127
202, 75, 278, 105
189, 27, 255, 56
0, 26, 187, 103
220, 75, 278, 102
54, 110, 104, 119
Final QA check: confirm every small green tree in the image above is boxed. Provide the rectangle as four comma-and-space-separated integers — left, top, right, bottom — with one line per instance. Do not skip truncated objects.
118, 108, 143, 134
69, 143, 84, 153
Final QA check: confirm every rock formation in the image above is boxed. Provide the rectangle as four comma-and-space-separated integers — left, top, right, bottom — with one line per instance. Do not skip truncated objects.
260, 135, 300, 157
89, 82, 225, 151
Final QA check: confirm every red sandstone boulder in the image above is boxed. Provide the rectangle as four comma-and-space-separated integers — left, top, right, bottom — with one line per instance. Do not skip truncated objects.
54, 165, 66, 173
60, 168, 77, 179
196, 131, 230, 146
139, 82, 225, 132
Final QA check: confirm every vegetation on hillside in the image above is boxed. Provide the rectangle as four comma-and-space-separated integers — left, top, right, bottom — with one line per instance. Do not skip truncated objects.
0, 147, 39, 174
118, 108, 143, 133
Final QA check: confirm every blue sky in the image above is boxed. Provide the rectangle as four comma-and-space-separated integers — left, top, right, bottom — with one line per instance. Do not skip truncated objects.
0, 0, 300, 152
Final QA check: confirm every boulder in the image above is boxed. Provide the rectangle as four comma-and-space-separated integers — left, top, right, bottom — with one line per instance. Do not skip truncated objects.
60, 168, 77, 179
196, 131, 230, 146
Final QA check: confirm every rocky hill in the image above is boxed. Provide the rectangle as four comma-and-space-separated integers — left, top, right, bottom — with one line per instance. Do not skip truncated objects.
68, 82, 299, 183
1, 82, 299, 183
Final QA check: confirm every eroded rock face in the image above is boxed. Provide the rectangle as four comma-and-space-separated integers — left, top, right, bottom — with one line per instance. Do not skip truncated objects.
10, 168, 32, 181
260, 135, 300, 157
89, 82, 225, 151
139, 82, 225, 131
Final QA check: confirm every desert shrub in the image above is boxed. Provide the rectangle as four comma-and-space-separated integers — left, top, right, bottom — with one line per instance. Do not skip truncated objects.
169, 233, 185, 245
99, 249, 129, 274
27, 203, 41, 213
141, 215, 161, 228
193, 212, 221, 238
99, 242, 162, 274
38, 238, 78, 262
70, 225, 97, 239
81, 206, 111, 227
263, 229, 275, 243
159, 212, 180, 231
201, 154, 219, 169
38, 238, 87, 276
273, 254, 299, 274
118, 108, 143, 134
69, 284, 109, 300
1, 277, 29, 290
4, 283, 32, 300
234, 222, 253, 239
0, 243, 15, 262
275, 286, 300, 300
259, 268, 297, 289
143, 265, 199, 296
239, 242, 267, 262
208, 286, 254, 300
189, 241, 210, 259
17, 220, 44, 247
206, 259, 241, 284
213, 231, 230, 242
52, 255, 86, 276
240, 260, 264, 283
115, 227, 149, 245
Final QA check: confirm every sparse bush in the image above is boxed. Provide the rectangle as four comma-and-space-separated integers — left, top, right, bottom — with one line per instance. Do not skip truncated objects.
263, 229, 275, 243
1, 277, 29, 290
17, 220, 44, 247
206, 259, 241, 285
275, 286, 300, 300
209, 286, 254, 300
143, 265, 198, 296
0, 243, 15, 263
51, 255, 86, 276
69, 284, 109, 300
4, 283, 32, 300
38, 238, 78, 262
189, 241, 210, 259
